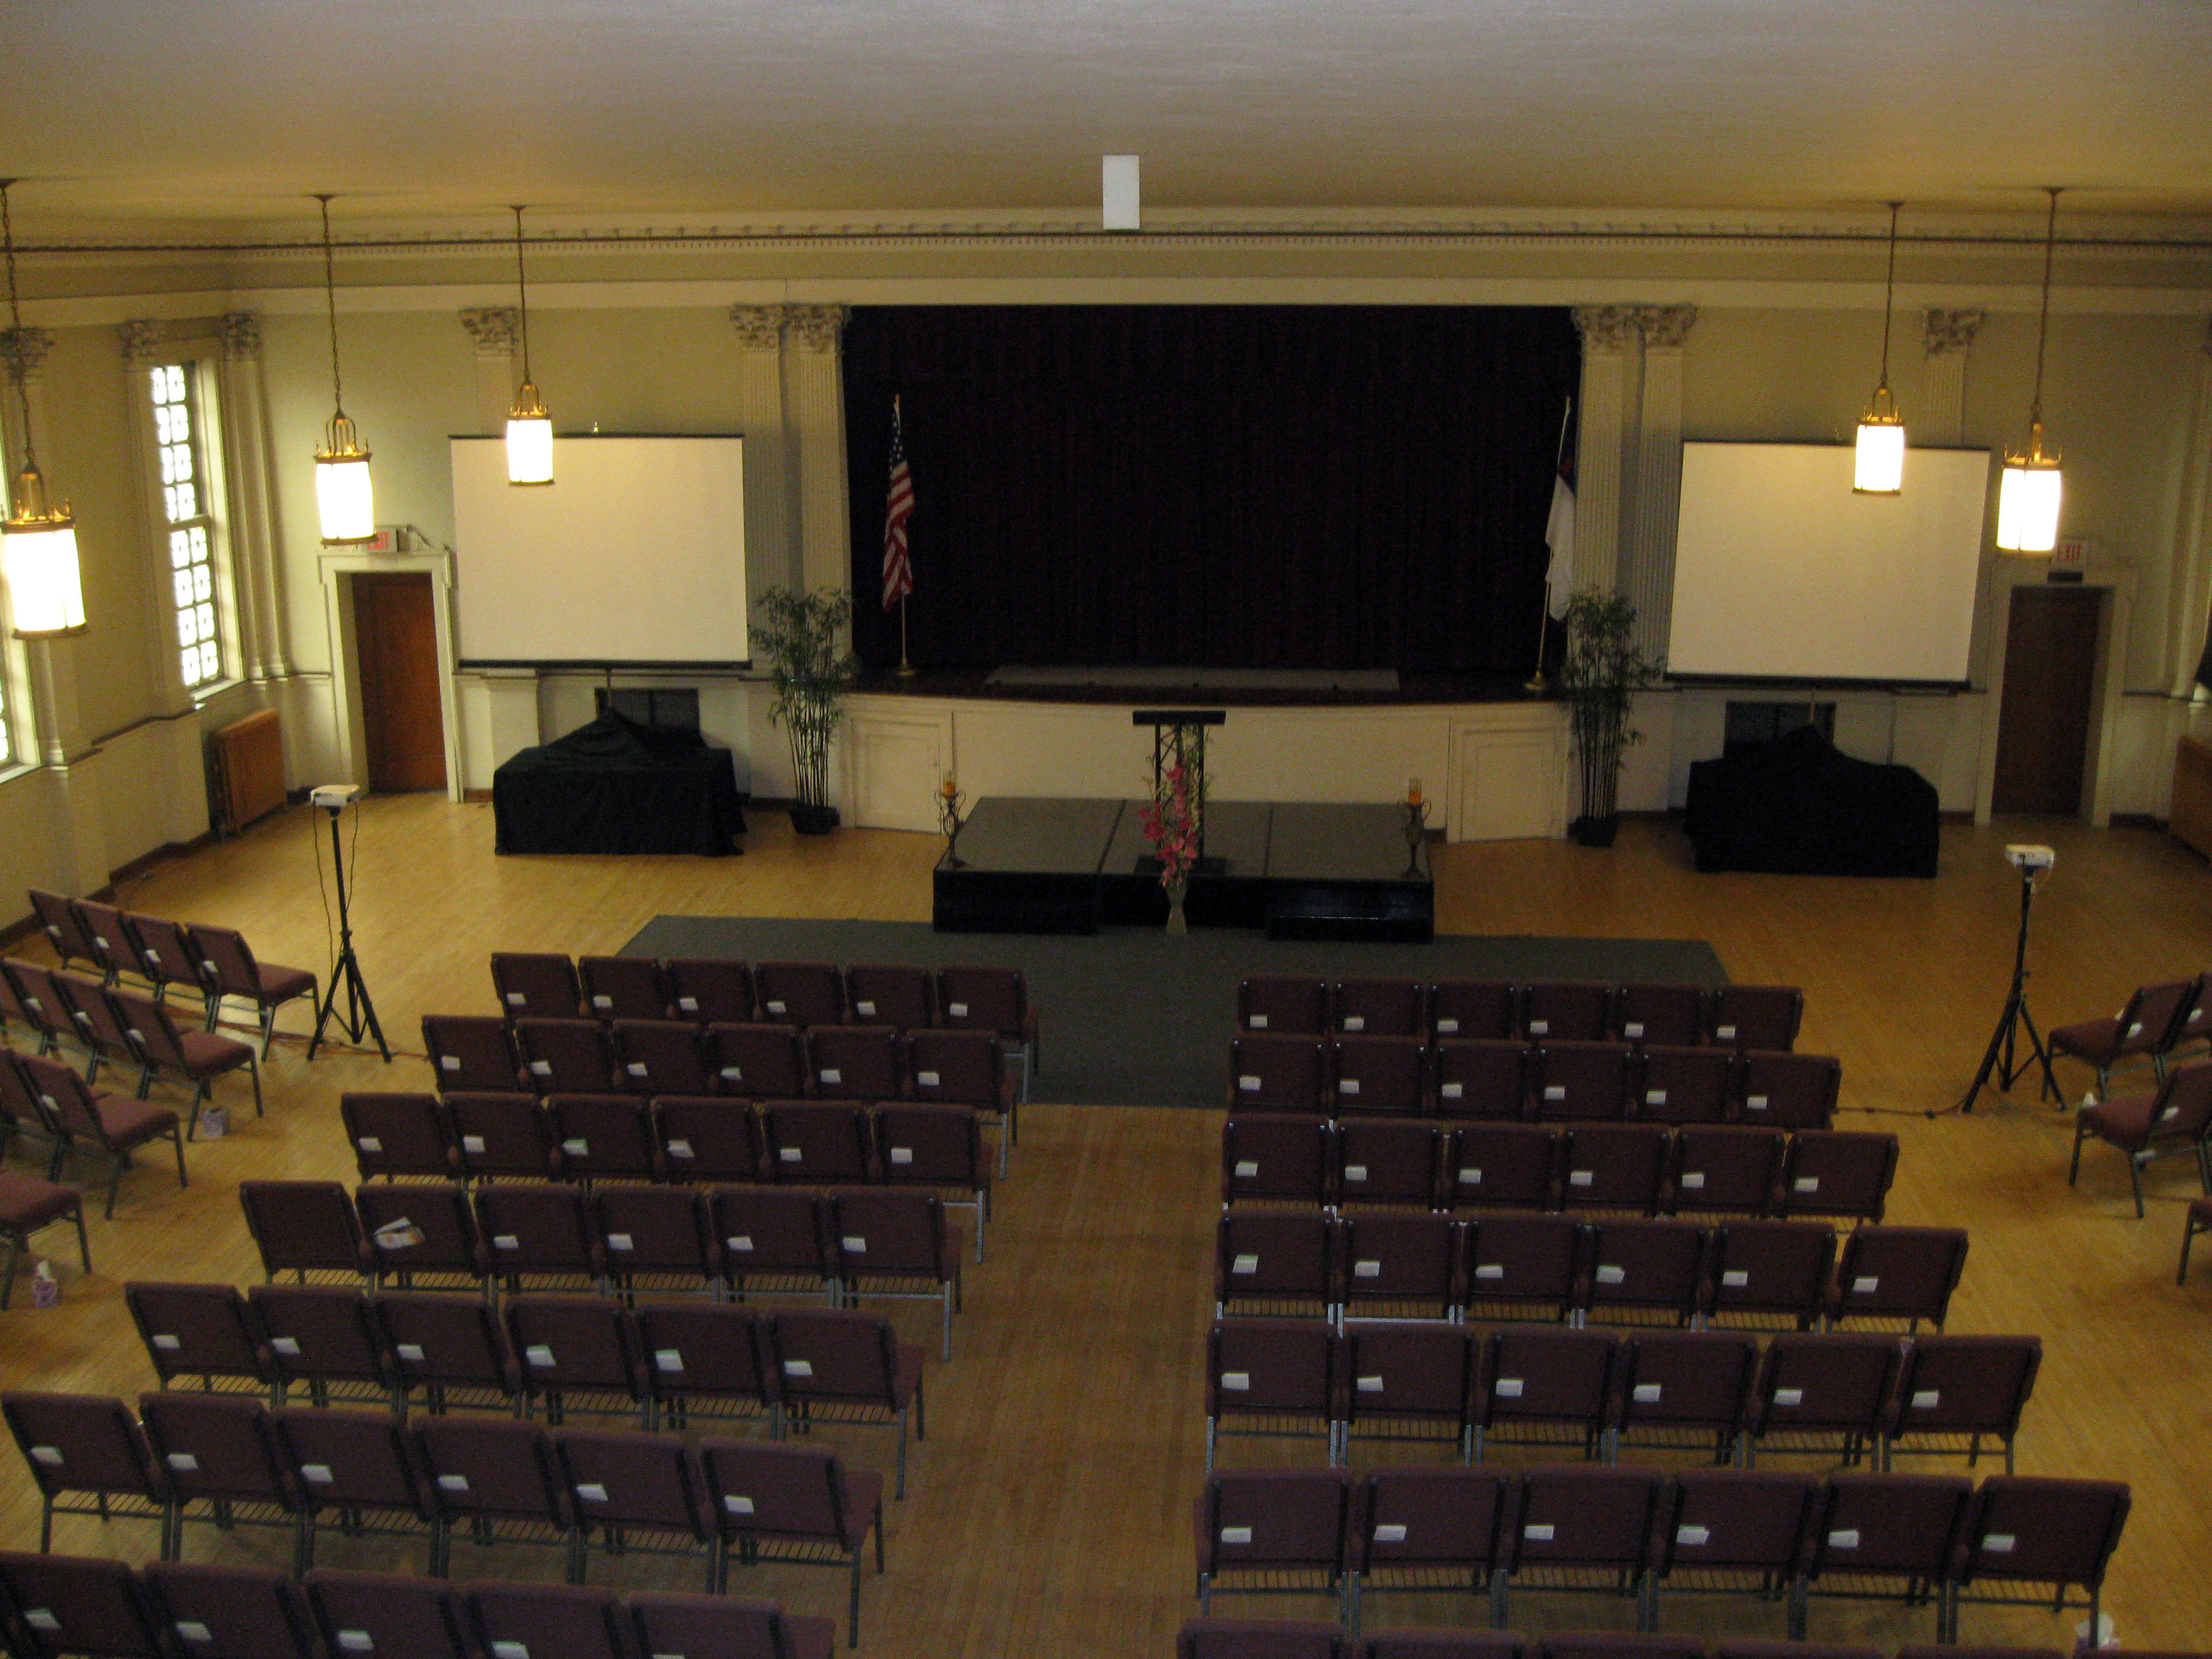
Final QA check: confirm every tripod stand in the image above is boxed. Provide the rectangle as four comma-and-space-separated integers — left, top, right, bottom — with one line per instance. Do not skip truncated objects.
1960, 858, 2057, 1111
307, 801, 390, 1062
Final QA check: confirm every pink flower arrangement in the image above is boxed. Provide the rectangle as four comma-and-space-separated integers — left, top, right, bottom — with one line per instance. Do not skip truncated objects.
1139, 762, 1202, 888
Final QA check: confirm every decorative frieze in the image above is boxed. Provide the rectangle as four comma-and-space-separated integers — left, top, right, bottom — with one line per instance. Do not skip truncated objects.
117, 319, 161, 365
1571, 305, 1639, 352
728, 304, 788, 350
786, 303, 848, 352
1923, 309, 1986, 357
216, 311, 263, 362
0, 325, 53, 384
458, 306, 521, 356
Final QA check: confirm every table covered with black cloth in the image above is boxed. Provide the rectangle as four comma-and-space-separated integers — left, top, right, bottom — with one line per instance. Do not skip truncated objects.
1684, 725, 1938, 877
493, 712, 746, 856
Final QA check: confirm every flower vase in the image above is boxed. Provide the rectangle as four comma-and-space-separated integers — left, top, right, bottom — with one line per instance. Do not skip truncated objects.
1164, 879, 1188, 935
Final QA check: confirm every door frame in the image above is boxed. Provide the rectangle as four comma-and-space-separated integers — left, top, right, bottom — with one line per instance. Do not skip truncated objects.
318, 545, 464, 802
1974, 553, 2135, 826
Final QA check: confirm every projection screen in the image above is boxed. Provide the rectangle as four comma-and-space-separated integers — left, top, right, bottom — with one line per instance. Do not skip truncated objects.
451, 435, 748, 666
1665, 442, 1990, 684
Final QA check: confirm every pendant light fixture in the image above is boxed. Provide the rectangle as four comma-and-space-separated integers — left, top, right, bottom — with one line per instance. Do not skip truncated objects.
1995, 188, 2065, 554
0, 179, 86, 638
1852, 201, 1906, 495
504, 205, 552, 485
312, 194, 376, 545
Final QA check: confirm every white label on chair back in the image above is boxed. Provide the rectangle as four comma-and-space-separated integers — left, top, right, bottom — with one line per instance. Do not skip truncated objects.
1634, 1384, 1663, 1403
1344, 1165, 1369, 1182
626, 1064, 649, 1079
1826, 1529, 1858, 1549
1339, 1079, 1361, 1096
1232, 1253, 1259, 1275
677, 996, 699, 1013
891, 1147, 915, 1165
1219, 1372, 1250, 1390
438, 1474, 469, 1492
1792, 1176, 1818, 1192
843, 1236, 867, 1253
721, 1067, 743, 1083
1238, 1076, 1261, 1091
1219, 1526, 1252, 1544
1773, 1388, 1803, 1406
1353, 1260, 1381, 1278
1912, 1390, 1940, 1409
529, 1061, 552, 1078
918, 1070, 940, 1087
783, 1360, 813, 1377
574, 1483, 608, 1503
25, 1612, 60, 1633
1474, 1264, 1503, 1280
1247, 1014, 1268, 1028
779, 1148, 803, 1162
1529, 1020, 1549, 1035
301, 1463, 333, 1484
525, 1345, 556, 1367
1716, 1024, 1737, 1040
29, 1446, 62, 1464
396, 1343, 426, 1361
1675, 1524, 1709, 1546
655, 1349, 685, 1372
1681, 1172, 1706, 1190
337, 1632, 373, 1654
166, 1452, 200, 1470
1495, 1378, 1523, 1397
176, 1621, 213, 1644
1852, 1276, 1879, 1293
441, 1056, 462, 1071
1721, 1270, 1749, 1287
1982, 1532, 2016, 1552
356, 1136, 382, 1153
1233, 1160, 1259, 1178
666, 1139, 694, 1159
270, 1337, 300, 1355
1569, 1169, 1593, 1187
1544, 1086, 1566, 1101
1372, 1523, 1406, 1541
1441, 1082, 1463, 1098
727, 1236, 754, 1252
1746, 1094, 1766, 1111
1343, 1016, 1366, 1032
1594, 1264, 1624, 1284
505, 992, 526, 1007
561, 1138, 589, 1156
2160, 1105, 2180, 1121
765, 1000, 786, 1015
856, 999, 876, 1016
1523, 1524, 1553, 1541
606, 1233, 634, 1252
1458, 1167, 1482, 1185
819, 1068, 842, 1085
593, 995, 613, 1010
461, 1135, 486, 1152
949, 1002, 969, 1017
494, 1235, 520, 1252
1624, 1022, 1644, 1038
1436, 1018, 1460, 1034
1644, 1090, 1666, 1106
1358, 1375, 1385, 1393
491, 1641, 530, 1659
2127, 1021, 2142, 1037
152, 1333, 181, 1350
725, 1493, 756, 1514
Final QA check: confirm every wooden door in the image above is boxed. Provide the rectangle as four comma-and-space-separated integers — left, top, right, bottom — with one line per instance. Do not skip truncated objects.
1992, 586, 2100, 816
352, 572, 447, 793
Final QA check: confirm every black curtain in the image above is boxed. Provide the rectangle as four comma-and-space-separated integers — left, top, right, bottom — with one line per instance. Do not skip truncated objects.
843, 305, 1580, 675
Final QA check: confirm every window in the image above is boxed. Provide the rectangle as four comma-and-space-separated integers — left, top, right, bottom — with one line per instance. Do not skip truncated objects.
148, 362, 223, 688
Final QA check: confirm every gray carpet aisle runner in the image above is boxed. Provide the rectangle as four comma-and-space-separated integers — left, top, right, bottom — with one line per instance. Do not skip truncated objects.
623, 917, 1727, 1110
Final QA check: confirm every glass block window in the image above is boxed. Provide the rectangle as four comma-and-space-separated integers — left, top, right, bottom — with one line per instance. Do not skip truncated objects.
150, 363, 222, 688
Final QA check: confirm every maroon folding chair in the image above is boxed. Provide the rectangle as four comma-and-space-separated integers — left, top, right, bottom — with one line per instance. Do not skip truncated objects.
1338, 1321, 1480, 1467
1612, 984, 1708, 1048
50, 971, 139, 1086
355, 1182, 492, 1293
1778, 1130, 1898, 1224
1610, 1330, 1757, 1463
126, 1281, 274, 1398
1703, 1219, 1835, 1330
142, 1560, 321, 1659
74, 899, 146, 988
271, 1406, 438, 1570
652, 1096, 763, 1183
700, 1441, 885, 1644
806, 1025, 902, 1102
1433, 1040, 1529, 1121
466, 1582, 629, 1659
1239, 974, 1330, 1035
634, 1302, 779, 1433
505, 1294, 651, 1427
713, 1187, 837, 1304
1461, 1213, 1580, 1323
633, 1592, 838, 1659
1880, 1333, 2041, 1474
109, 986, 260, 1137
15, 1051, 184, 1218
1195, 1467, 1355, 1620
545, 1093, 662, 1184
1946, 1476, 2129, 1647
411, 1413, 575, 1580
1793, 1471, 1971, 1641
248, 1284, 395, 1410
1496, 1463, 1667, 1629
595, 1182, 719, 1298
1707, 986, 1803, 1052
1444, 1122, 1557, 1212
1232, 1034, 1330, 1115
904, 1027, 1018, 1173
843, 962, 934, 1030
138, 1389, 306, 1570
420, 1016, 525, 1094
830, 1187, 962, 1361
119, 913, 207, 1015
342, 1092, 457, 1183
1558, 1124, 1669, 1213
1744, 1331, 1903, 1468
3, 959, 74, 1056
1669, 1125, 1785, 1218
666, 957, 757, 1024
1336, 1118, 1441, 1211
1738, 1051, 1840, 1130
609, 1018, 714, 1096
2068, 1057, 2212, 1216
577, 954, 668, 1022
1218, 1208, 1338, 1322
1475, 1326, 1617, 1460
1330, 1037, 1427, 1116
1207, 1318, 1340, 1470
27, 890, 102, 974
182, 923, 317, 1059
474, 1182, 605, 1292
1333, 977, 1424, 1039
1521, 982, 1610, 1042
303, 1570, 471, 1659
754, 961, 845, 1028
1635, 1045, 1735, 1125
511, 1017, 617, 1094
766, 1309, 927, 1498
1348, 1466, 1512, 1634
1530, 1041, 1634, 1122
708, 1023, 811, 1099
934, 963, 1039, 1098
2049, 976, 2197, 1100
1, 1390, 169, 1553
762, 1101, 875, 1184
490, 951, 582, 1021
1225, 1113, 1334, 1208
1429, 980, 1518, 1042
0, 1550, 167, 1658
1575, 1218, 1707, 1327
239, 1180, 374, 1283
874, 1102, 990, 1260
375, 1290, 524, 1416
1649, 1467, 1819, 1629
446, 1092, 561, 1182
554, 1427, 719, 1589
1339, 1212, 1457, 1324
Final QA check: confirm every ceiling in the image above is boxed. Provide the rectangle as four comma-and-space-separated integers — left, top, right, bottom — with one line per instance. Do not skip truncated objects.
5, 0, 2211, 242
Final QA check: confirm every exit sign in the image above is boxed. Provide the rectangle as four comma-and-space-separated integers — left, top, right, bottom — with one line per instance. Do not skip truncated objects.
2050, 539, 2088, 568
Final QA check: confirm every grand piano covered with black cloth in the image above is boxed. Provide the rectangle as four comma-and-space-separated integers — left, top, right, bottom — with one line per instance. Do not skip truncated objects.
493, 711, 746, 856
1684, 725, 1938, 877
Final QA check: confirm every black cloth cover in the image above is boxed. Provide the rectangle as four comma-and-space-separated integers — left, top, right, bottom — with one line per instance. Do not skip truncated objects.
1684, 726, 1938, 877
493, 712, 746, 856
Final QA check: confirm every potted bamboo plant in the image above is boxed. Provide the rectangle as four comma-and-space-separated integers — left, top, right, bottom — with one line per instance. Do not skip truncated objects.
1558, 586, 1661, 846
751, 586, 858, 834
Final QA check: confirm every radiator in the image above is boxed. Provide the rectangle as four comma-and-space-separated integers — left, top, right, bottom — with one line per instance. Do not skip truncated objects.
210, 708, 287, 835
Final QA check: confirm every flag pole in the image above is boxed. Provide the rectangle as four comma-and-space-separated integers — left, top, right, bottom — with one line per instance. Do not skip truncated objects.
899, 594, 915, 679
1527, 395, 1575, 694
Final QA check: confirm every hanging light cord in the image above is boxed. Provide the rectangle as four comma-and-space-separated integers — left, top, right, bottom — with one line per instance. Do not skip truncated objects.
317, 193, 346, 418
1, 179, 42, 473
511, 206, 534, 384
1875, 201, 1900, 390
2028, 187, 2060, 423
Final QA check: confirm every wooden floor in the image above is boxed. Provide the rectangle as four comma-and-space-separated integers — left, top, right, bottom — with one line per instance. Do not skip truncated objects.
5, 793, 2212, 1654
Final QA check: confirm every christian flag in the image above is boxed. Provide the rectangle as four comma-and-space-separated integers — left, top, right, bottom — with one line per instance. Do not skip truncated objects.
882, 397, 915, 610
1543, 394, 1577, 620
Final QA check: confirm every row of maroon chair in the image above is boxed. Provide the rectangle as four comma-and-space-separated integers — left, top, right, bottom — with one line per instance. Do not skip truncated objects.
1178, 1620, 2127, 1659
238, 1180, 964, 1359
2066, 1056, 2212, 1217
1205, 1319, 2032, 1473
1225, 1118, 1897, 1222
112, 1289, 923, 1481
1229, 1034, 1838, 1126
0, 1557, 844, 1659
2048, 970, 2212, 1099
490, 950, 1039, 1060
26, 887, 318, 1057
1215, 1213, 1965, 1334
346, 1091, 993, 1230
0, 961, 260, 1134
1193, 1462, 2127, 1644
1238, 976, 1801, 1051
0, 1044, 187, 1218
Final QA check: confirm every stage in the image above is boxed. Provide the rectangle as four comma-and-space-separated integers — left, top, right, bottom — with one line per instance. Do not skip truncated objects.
931, 796, 1434, 940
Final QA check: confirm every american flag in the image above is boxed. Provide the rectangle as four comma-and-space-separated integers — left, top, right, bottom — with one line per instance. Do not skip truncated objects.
881, 397, 914, 610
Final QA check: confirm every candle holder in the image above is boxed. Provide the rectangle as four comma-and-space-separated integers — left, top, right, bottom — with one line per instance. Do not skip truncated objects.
937, 782, 968, 869
1401, 795, 1429, 879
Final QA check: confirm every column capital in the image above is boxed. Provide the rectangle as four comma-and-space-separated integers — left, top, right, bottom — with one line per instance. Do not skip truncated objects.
1637, 304, 1698, 350
1923, 307, 1986, 357
1, 325, 54, 384
458, 306, 520, 356
728, 304, 789, 350
217, 310, 264, 362
786, 303, 849, 352
118, 319, 162, 366
1571, 305, 1640, 352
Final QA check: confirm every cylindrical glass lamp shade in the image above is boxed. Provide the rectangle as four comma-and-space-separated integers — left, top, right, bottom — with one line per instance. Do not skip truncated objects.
1853, 417, 1906, 494
1995, 458, 2062, 553
315, 414, 375, 545
506, 384, 553, 484
2, 516, 86, 637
